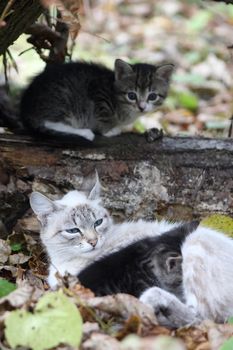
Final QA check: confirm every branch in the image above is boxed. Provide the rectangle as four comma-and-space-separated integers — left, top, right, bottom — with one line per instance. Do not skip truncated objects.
0, 0, 43, 55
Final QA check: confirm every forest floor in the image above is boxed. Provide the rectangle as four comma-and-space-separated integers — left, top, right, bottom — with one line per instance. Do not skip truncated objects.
1, 212, 233, 350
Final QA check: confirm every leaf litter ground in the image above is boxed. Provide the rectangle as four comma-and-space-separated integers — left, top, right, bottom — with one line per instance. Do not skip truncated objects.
1, 216, 233, 349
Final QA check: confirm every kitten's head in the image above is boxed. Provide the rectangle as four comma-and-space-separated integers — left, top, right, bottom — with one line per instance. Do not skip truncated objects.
114, 59, 174, 115
30, 173, 112, 258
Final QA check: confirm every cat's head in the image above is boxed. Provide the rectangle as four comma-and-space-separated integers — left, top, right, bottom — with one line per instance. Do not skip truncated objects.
114, 59, 174, 114
30, 173, 112, 257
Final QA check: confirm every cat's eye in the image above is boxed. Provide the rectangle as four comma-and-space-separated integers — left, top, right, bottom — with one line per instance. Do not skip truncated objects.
127, 92, 137, 101
94, 219, 103, 228
66, 228, 81, 234
148, 93, 158, 101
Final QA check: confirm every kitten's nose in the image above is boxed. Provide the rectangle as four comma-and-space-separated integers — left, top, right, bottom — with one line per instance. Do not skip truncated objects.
138, 101, 146, 112
88, 239, 98, 247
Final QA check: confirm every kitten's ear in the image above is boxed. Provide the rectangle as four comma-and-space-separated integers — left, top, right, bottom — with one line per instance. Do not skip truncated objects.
166, 255, 182, 273
30, 192, 55, 219
156, 64, 174, 81
81, 171, 101, 201
115, 59, 133, 80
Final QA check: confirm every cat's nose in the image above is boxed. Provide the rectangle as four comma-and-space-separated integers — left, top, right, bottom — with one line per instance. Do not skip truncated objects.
138, 101, 146, 112
88, 239, 98, 247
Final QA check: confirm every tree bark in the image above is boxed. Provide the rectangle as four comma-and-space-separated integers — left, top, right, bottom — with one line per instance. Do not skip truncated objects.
0, 133, 233, 236
0, 0, 43, 55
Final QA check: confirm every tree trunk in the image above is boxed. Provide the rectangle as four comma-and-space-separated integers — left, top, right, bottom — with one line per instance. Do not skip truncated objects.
0, 0, 43, 55
0, 133, 233, 236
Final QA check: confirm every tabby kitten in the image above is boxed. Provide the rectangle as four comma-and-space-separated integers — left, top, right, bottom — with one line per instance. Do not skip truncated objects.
20, 59, 173, 141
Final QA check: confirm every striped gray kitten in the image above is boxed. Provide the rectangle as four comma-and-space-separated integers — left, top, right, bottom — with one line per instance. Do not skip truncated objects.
20, 59, 173, 142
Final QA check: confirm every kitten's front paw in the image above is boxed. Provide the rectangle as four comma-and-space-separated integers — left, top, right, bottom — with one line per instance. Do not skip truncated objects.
140, 286, 169, 309
140, 287, 175, 328
145, 128, 163, 143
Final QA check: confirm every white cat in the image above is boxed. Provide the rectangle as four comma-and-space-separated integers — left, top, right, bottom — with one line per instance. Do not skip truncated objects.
30, 173, 178, 288
30, 174, 233, 328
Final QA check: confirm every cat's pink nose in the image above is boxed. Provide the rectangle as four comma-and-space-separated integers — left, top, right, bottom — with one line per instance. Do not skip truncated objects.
89, 239, 98, 247
138, 101, 146, 112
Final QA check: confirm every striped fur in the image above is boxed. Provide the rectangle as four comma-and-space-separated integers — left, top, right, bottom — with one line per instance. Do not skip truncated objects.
20, 59, 173, 141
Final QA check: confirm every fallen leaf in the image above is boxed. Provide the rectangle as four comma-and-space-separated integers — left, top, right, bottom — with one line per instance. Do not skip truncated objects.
0, 279, 16, 298
84, 294, 157, 332
0, 283, 43, 312
9, 252, 30, 265
176, 91, 199, 111
5, 291, 83, 350
207, 322, 233, 350
121, 334, 186, 350
82, 332, 120, 350
0, 239, 11, 264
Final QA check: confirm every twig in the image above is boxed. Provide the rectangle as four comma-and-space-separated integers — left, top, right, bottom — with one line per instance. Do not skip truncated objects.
2, 52, 9, 91
0, 0, 15, 22
18, 46, 35, 56
6, 48, 18, 73
228, 115, 233, 138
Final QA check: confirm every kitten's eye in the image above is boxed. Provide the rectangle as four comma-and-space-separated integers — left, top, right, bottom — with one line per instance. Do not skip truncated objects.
127, 92, 137, 101
94, 219, 103, 228
148, 93, 158, 101
66, 228, 81, 234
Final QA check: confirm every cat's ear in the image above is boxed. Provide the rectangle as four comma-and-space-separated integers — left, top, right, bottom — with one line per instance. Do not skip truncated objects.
30, 192, 56, 220
81, 171, 101, 201
156, 64, 174, 81
115, 59, 133, 80
166, 255, 182, 273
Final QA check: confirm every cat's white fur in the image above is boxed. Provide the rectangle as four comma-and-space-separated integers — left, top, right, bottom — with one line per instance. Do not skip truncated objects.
140, 225, 233, 326
30, 175, 179, 289
30, 174, 233, 326
44, 121, 95, 141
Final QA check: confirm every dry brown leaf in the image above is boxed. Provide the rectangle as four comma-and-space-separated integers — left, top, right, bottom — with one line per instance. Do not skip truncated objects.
0, 239, 11, 264
116, 315, 142, 339
70, 283, 95, 299
82, 332, 121, 350
0, 265, 18, 277
57, 0, 82, 40
82, 322, 100, 341
207, 322, 233, 350
121, 334, 186, 350
17, 216, 40, 232
175, 324, 210, 350
84, 293, 157, 332
0, 283, 43, 313
40, 0, 82, 40
9, 253, 30, 265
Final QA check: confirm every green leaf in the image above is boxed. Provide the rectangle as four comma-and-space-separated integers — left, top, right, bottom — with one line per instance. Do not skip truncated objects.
173, 73, 205, 85
187, 10, 213, 32
220, 337, 233, 350
0, 279, 16, 298
201, 215, 233, 237
228, 316, 233, 324
176, 91, 198, 111
10, 243, 22, 252
5, 291, 83, 350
